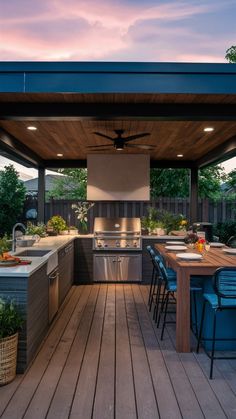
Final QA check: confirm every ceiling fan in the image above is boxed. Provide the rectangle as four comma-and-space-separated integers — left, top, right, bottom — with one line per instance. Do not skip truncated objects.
87, 129, 156, 151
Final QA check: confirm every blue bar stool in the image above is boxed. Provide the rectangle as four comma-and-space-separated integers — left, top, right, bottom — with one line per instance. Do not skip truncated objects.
196, 267, 236, 379
146, 246, 176, 313
154, 257, 203, 340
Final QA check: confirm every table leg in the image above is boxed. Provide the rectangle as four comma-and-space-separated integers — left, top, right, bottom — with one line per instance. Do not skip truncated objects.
176, 268, 190, 352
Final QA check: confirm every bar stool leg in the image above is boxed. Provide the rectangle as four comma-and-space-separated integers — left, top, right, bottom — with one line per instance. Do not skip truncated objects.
210, 310, 217, 380
161, 292, 169, 340
197, 301, 206, 353
150, 271, 158, 312
157, 282, 167, 328
148, 266, 155, 307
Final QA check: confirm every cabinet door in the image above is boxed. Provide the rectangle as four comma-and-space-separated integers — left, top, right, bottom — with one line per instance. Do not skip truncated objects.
93, 255, 117, 282
74, 238, 93, 284
58, 242, 74, 305
117, 254, 142, 282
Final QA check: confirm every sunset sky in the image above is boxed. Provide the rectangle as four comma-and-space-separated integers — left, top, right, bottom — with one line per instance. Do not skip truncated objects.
1, 0, 236, 62
0, 0, 236, 175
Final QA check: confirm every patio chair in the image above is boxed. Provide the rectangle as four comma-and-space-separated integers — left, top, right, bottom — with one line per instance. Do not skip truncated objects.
227, 236, 236, 248
146, 245, 175, 312
196, 267, 236, 379
155, 257, 203, 340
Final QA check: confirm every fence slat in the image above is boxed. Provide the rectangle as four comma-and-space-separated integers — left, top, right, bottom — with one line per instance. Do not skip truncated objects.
22, 197, 236, 233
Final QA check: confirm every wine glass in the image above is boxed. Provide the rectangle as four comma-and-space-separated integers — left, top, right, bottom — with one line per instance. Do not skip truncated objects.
205, 241, 210, 252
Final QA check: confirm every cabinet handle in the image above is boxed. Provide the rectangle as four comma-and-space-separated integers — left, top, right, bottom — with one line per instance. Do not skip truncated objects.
112, 259, 116, 263
117, 259, 121, 262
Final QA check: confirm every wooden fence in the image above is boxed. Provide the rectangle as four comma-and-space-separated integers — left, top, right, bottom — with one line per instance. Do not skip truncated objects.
23, 198, 235, 232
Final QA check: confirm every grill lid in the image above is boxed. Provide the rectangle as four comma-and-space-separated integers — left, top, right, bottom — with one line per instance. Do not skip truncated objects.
94, 217, 141, 234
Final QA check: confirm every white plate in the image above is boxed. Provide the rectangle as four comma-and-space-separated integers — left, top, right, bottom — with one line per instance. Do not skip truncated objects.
176, 252, 203, 261
209, 242, 225, 248
222, 248, 236, 255
166, 241, 186, 245
165, 245, 187, 251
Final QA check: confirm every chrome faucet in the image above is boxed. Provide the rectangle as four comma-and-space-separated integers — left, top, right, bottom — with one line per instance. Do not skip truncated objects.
12, 223, 26, 252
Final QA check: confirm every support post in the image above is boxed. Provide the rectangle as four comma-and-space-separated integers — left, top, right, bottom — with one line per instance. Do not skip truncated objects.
190, 167, 198, 224
38, 167, 45, 223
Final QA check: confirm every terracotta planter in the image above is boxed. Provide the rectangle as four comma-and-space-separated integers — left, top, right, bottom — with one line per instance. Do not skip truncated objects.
0, 333, 18, 386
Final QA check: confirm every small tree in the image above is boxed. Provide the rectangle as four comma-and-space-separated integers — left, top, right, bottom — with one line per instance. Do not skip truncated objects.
48, 168, 87, 200
0, 165, 26, 235
225, 46, 236, 63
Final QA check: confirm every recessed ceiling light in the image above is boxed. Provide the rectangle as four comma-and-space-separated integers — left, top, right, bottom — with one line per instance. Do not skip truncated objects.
177, 154, 183, 158
27, 126, 37, 131
57, 153, 63, 157
204, 127, 214, 132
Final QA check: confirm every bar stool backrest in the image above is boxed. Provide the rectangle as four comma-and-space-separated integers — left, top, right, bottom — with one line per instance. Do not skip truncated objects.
227, 236, 236, 248
154, 255, 168, 283
213, 267, 236, 307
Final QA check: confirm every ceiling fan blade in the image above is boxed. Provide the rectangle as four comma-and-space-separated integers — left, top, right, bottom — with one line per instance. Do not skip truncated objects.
93, 132, 114, 141
126, 144, 156, 150
87, 144, 113, 148
87, 148, 112, 151
123, 133, 150, 142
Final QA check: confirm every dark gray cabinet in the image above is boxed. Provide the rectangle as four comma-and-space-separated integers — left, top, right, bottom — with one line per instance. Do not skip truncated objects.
0, 264, 49, 373
58, 242, 74, 305
74, 238, 93, 284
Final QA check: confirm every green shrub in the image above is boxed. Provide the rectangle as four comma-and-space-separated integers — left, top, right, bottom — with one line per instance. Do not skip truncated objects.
26, 222, 47, 237
0, 299, 23, 339
213, 221, 236, 244
0, 165, 26, 235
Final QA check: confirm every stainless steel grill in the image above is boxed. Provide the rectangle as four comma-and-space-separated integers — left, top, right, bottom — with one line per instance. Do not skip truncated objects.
93, 217, 142, 282
93, 217, 141, 251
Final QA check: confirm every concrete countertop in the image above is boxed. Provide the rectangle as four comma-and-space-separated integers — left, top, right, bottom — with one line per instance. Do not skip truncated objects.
0, 234, 80, 277
0, 233, 185, 277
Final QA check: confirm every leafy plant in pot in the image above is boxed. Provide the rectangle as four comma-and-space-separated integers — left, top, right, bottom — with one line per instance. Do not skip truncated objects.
47, 215, 67, 235
0, 298, 23, 386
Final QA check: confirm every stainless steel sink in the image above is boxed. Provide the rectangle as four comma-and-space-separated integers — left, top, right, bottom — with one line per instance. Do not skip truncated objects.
15, 249, 52, 257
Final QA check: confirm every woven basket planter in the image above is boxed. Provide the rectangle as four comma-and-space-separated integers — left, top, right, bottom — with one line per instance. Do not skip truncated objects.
0, 333, 18, 386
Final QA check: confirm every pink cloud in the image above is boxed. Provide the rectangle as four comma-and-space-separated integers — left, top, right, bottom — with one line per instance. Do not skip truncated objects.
0, 0, 233, 61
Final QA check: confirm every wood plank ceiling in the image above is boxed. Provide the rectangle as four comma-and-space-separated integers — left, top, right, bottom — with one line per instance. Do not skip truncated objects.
0, 93, 236, 165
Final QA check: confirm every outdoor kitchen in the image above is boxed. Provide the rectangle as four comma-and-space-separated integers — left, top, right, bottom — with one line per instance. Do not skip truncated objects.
1, 62, 236, 419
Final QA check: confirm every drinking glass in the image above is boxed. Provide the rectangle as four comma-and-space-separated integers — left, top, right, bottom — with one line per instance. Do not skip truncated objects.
205, 242, 210, 252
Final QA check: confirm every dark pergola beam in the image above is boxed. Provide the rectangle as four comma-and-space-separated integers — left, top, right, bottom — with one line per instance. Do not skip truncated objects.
38, 167, 45, 222
0, 127, 43, 168
1, 102, 236, 121
190, 168, 198, 224
44, 159, 197, 169
197, 134, 236, 168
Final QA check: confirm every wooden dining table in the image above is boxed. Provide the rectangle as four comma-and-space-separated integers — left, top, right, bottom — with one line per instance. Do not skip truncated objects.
155, 244, 236, 353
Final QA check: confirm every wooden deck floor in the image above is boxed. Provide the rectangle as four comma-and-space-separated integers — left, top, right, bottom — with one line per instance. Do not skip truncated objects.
1, 284, 236, 419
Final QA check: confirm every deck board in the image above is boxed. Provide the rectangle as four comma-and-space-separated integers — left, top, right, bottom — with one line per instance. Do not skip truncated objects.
1, 284, 236, 419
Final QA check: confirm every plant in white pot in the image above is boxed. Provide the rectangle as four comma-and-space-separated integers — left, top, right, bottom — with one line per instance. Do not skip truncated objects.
0, 298, 23, 386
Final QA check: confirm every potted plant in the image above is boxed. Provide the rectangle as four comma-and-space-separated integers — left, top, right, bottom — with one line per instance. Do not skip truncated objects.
72, 202, 94, 234
0, 234, 12, 255
68, 226, 78, 235
26, 222, 47, 238
141, 207, 166, 235
47, 215, 67, 235
0, 298, 23, 386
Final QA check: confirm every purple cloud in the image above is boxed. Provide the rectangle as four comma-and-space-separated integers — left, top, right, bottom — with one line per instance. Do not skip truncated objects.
0, 0, 234, 61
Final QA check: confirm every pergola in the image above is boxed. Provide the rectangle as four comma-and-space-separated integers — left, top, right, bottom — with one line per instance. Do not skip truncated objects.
0, 62, 236, 222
